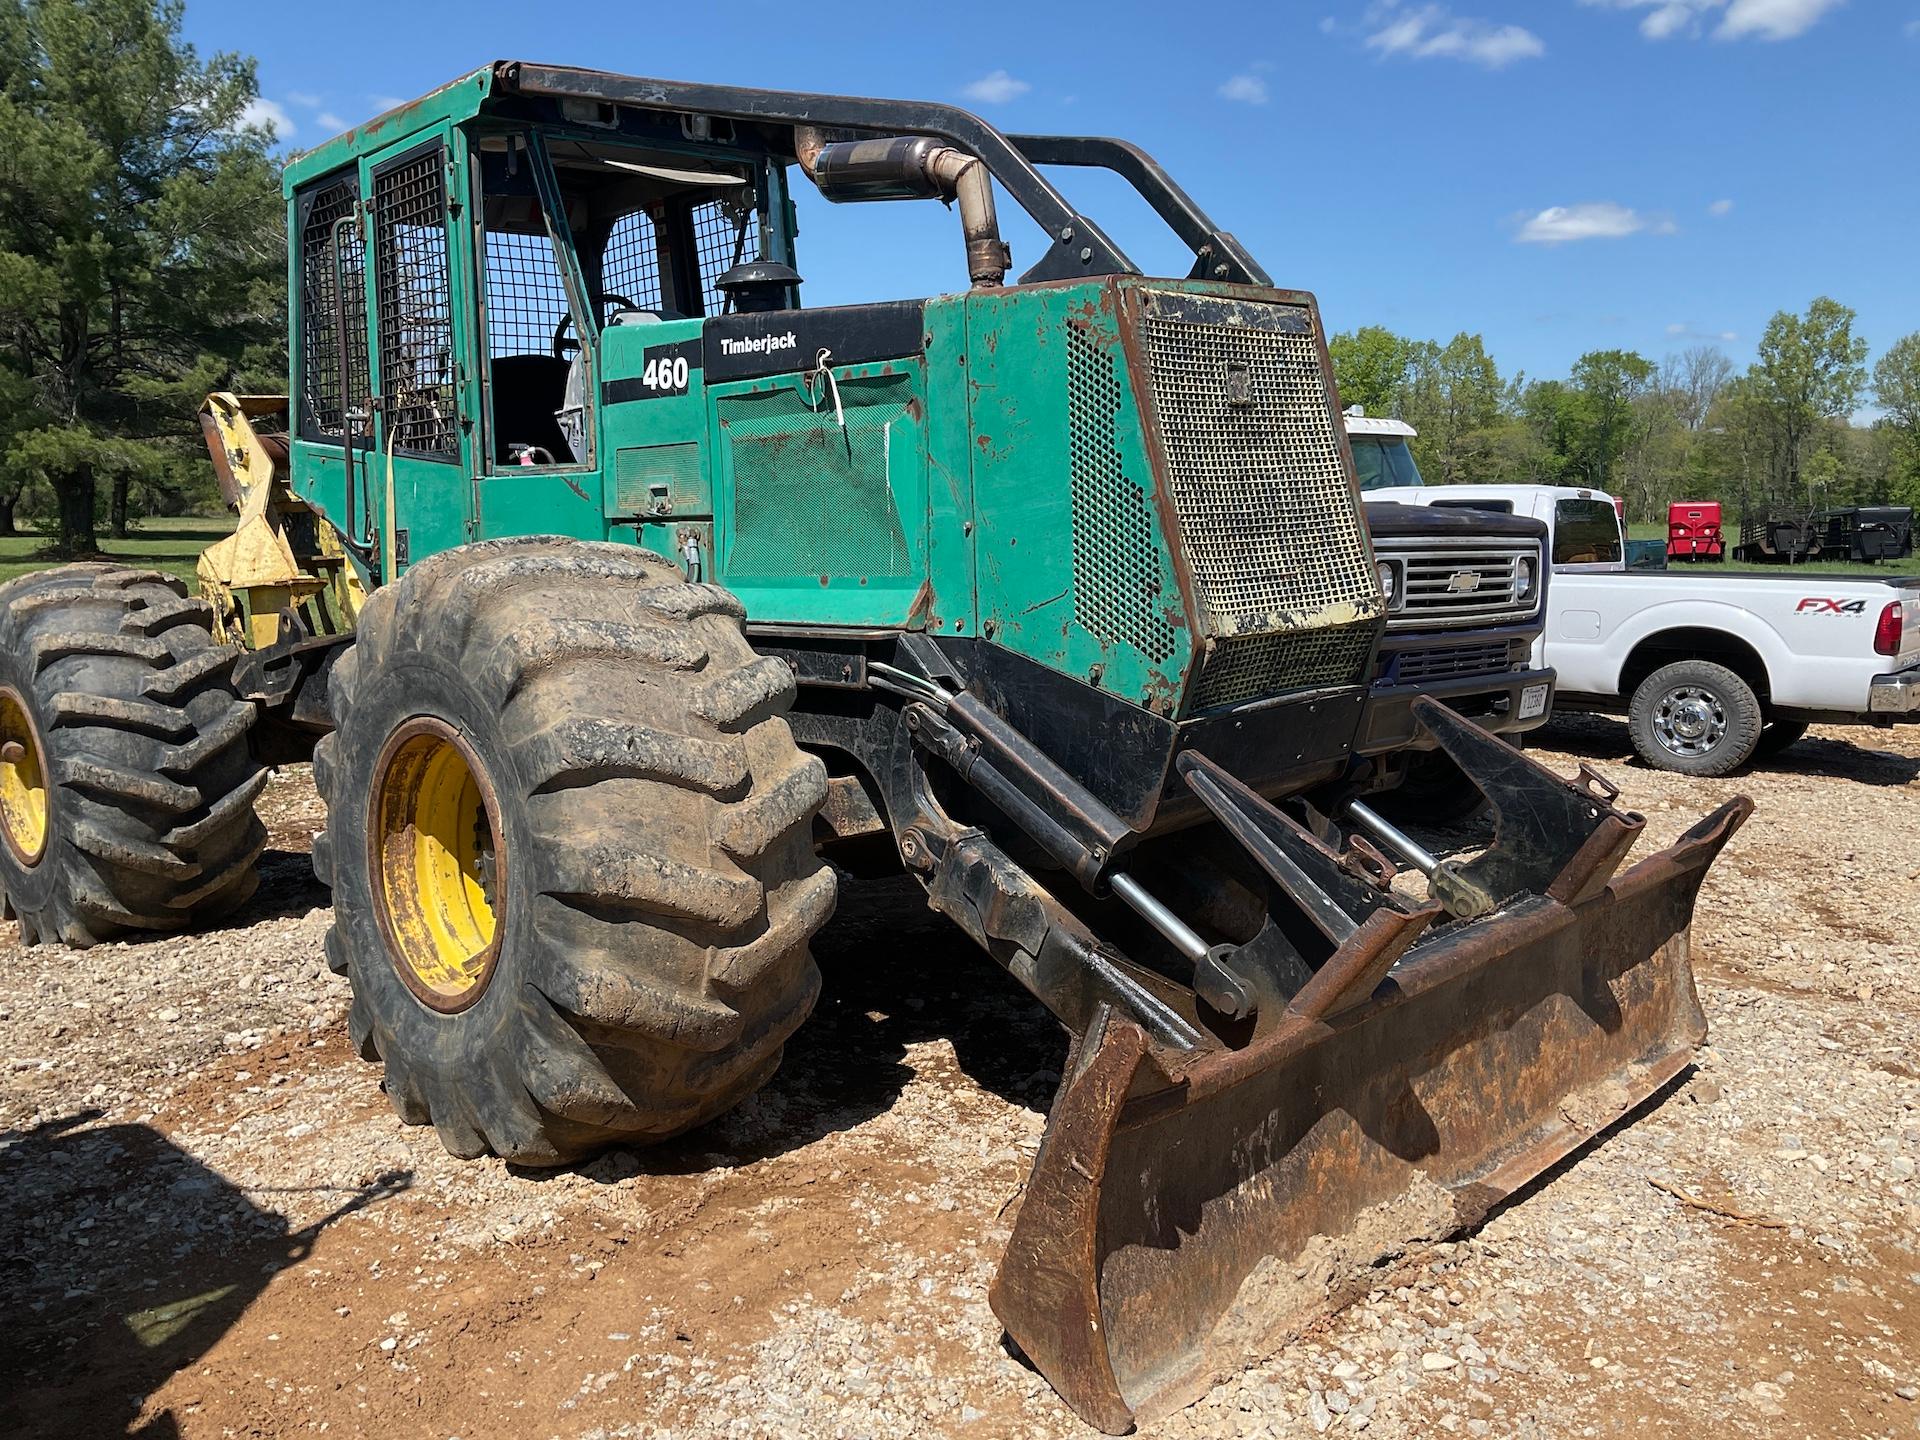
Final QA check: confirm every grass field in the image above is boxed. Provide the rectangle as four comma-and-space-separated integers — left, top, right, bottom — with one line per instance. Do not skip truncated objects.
0, 517, 226, 589
1623, 521, 1910, 577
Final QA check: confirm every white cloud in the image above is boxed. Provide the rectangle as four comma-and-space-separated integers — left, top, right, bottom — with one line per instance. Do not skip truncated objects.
1707, 197, 1734, 216
1578, 0, 1844, 41
368, 94, 406, 113
1669, 321, 1740, 340
316, 111, 345, 132
1219, 73, 1270, 104
960, 70, 1030, 105
239, 97, 294, 139
1717, 0, 1844, 40
1515, 201, 1674, 244
286, 90, 322, 108
1365, 4, 1546, 66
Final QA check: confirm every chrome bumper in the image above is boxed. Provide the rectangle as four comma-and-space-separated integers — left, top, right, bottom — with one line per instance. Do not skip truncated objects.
1868, 670, 1920, 716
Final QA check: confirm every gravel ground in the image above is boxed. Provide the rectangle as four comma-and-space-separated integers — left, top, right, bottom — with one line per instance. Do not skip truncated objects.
3, 716, 1917, 1439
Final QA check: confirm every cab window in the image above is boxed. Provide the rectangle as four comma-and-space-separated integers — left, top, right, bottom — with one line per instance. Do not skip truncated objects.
1553, 498, 1624, 566
1350, 437, 1424, 490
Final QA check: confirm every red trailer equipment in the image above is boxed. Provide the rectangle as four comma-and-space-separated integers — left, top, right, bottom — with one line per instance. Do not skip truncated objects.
1668, 501, 1724, 561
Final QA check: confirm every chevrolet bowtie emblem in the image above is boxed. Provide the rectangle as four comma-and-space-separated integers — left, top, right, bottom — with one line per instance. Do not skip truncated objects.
1446, 570, 1482, 593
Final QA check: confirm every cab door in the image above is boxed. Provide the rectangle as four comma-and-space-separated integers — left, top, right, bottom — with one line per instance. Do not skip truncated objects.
362, 126, 479, 573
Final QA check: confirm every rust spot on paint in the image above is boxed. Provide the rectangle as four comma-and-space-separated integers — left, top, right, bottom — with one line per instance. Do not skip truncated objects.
561, 475, 591, 503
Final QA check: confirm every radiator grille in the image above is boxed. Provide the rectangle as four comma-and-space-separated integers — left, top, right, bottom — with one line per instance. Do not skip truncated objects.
1067, 325, 1171, 662
1191, 625, 1379, 712
372, 146, 457, 459
1383, 541, 1538, 626
1388, 639, 1528, 686
1136, 290, 1380, 709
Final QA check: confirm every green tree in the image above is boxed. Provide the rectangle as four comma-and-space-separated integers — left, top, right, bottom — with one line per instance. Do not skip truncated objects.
1403, 332, 1503, 484
1747, 296, 1869, 503
1328, 325, 1416, 416
1566, 349, 1655, 497
0, 0, 284, 555
1874, 331, 1920, 505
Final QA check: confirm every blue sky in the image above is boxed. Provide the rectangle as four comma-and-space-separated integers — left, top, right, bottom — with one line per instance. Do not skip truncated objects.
195, 0, 1919, 393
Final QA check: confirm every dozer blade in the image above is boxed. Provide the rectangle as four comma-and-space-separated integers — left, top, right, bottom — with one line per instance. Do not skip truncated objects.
990, 794, 1750, 1434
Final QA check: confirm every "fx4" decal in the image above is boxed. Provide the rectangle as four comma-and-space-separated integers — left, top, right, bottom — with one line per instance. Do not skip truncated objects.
1797, 597, 1868, 614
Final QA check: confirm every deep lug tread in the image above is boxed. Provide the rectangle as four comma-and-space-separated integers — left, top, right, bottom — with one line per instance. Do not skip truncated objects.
321, 541, 833, 1165
0, 564, 267, 948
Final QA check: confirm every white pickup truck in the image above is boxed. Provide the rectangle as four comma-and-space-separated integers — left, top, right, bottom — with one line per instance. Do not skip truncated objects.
1365, 479, 1920, 774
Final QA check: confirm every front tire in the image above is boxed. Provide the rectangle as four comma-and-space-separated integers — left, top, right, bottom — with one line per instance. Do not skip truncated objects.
1627, 659, 1762, 776
314, 538, 835, 1164
0, 565, 265, 947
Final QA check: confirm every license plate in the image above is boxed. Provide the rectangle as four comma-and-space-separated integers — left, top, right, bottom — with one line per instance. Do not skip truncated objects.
1519, 683, 1550, 720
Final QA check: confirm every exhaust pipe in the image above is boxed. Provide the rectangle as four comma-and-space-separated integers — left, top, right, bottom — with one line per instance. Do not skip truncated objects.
796, 129, 1010, 287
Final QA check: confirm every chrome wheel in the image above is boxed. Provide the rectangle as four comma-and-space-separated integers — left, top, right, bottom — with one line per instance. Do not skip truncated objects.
1652, 685, 1727, 758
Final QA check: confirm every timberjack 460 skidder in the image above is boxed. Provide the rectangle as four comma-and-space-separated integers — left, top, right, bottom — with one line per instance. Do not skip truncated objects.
0, 64, 1750, 1431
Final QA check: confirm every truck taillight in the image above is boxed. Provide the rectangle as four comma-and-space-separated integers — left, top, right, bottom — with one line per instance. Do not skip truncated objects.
1874, 601, 1904, 657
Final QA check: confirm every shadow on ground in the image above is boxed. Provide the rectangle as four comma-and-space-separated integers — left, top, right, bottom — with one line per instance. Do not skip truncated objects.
543, 872, 1065, 1185
1536, 714, 1920, 786
0, 1111, 407, 1438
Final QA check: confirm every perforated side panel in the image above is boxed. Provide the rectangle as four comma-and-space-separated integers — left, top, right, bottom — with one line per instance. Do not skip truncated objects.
297, 176, 367, 437
1067, 326, 1171, 662
719, 379, 912, 578
1136, 290, 1380, 709
373, 147, 457, 458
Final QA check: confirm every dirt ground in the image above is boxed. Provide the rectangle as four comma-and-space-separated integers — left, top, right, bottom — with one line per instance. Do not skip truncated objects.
3, 716, 1917, 1440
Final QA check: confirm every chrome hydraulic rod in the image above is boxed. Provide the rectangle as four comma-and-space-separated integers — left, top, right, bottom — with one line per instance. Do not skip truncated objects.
1110, 872, 1212, 964
1341, 799, 1440, 877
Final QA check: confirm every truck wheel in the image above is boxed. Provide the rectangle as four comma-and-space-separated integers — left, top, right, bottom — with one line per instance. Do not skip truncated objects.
0, 564, 265, 947
1753, 721, 1809, 760
1627, 659, 1762, 776
313, 538, 835, 1164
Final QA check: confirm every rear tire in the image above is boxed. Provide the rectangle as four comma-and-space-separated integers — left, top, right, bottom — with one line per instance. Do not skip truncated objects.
1627, 659, 1762, 776
314, 537, 835, 1164
1753, 720, 1809, 760
0, 564, 265, 947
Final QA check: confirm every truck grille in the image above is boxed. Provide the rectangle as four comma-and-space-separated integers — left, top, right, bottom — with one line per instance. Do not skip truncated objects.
1135, 290, 1382, 711
1387, 639, 1529, 685
1379, 541, 1539, 627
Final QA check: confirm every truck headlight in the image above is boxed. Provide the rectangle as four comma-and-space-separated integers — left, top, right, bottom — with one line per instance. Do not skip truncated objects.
1376, 560, 1400, 610
1514, 555, 1537, 604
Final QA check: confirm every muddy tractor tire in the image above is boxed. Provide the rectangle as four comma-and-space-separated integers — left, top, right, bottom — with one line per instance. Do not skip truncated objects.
312, 537, 835, 1165
1628, 658, 1763, 777
0, 564, 266, 948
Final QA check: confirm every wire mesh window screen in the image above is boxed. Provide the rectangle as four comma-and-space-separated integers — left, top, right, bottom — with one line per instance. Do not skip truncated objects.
691, 197, 758, 316
484, 224, 573, 357
373, 148, 458, 458
601, 209, 664, 317
298, 177, 368, 437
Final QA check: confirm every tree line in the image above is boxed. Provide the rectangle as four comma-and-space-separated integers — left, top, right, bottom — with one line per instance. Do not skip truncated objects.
1331, 301, 1920, 525
0, 0, 284, 552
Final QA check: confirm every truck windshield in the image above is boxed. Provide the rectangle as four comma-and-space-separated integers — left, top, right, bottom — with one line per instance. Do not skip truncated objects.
1350, 438, 1424, 490
1553, 499, 1624, 566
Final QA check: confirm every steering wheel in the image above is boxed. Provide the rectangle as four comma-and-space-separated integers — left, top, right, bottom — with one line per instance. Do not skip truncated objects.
551, 296, 638, 363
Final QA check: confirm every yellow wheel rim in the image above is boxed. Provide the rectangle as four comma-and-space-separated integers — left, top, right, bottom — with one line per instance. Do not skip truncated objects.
372, 719, 502, 1011
0, 688, 50, 867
